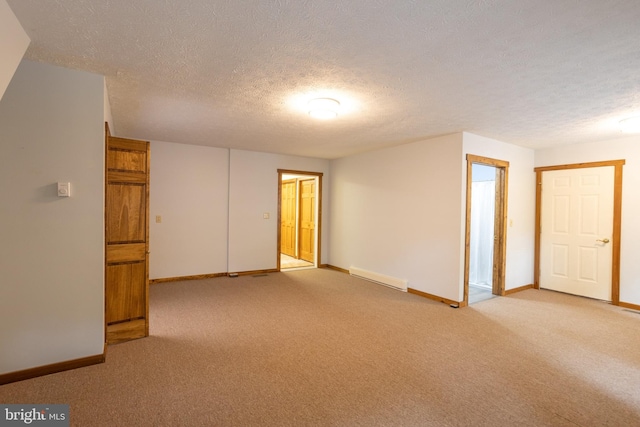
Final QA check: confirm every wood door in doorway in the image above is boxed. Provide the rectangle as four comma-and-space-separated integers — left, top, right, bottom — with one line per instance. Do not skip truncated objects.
298, 179, 315, 263
105, 133, 150, 344
280, 179, 296, 257
540, 166, 614, 300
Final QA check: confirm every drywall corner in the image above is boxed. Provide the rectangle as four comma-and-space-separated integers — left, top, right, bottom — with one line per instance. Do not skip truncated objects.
0, 0, 30, 102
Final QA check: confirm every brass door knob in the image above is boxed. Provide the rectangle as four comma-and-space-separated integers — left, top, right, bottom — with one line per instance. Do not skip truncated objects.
596, 238, 610, 244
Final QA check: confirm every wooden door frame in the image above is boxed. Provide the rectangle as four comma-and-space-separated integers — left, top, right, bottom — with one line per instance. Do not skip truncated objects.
277, 169, 323, 271
534, 160, 625, 304
463, 155, 509, 307
104, 122, 110, 344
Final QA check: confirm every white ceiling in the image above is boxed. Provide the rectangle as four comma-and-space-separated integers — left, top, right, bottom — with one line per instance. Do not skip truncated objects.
7, 0, 640, 159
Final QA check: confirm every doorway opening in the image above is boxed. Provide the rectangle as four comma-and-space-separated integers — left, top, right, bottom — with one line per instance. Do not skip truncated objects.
277, 169, 323, 271
463, 155, 509, 306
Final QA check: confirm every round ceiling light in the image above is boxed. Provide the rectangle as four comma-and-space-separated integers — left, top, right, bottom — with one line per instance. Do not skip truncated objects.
308, 98, 340, 120
619, 116, 640, 133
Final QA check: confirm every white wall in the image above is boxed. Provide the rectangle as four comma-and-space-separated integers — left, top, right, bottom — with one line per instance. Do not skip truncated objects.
0, 0, 29, 102
104, 80, 114, 133
329, 134, 464, 301
0, 60, 105, 374
149, 141, 229, 279
148, 145, 330, 277
535, 136, 640, 305
228, 149, 330, 272
462, 133, 536, 296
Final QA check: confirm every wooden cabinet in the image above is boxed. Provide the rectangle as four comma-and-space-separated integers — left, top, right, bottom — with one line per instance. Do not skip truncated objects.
105, 126, 150, 344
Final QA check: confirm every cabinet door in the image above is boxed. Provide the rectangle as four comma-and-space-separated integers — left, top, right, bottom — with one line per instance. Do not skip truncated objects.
105, 131, 150, 344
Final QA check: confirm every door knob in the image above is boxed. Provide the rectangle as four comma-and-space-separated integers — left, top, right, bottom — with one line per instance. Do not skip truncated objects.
596, 238, 610, 244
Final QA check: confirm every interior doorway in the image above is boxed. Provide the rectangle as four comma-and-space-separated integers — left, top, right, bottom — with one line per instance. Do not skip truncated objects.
463, 155, 509, 306
468, 163, 497, 304
277, 169, 323, 271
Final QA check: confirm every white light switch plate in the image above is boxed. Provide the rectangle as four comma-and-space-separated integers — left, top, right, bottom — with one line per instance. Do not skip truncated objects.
57, 182, 71, 197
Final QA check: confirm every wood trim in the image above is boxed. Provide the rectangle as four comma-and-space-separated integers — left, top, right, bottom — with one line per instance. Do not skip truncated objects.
612, 164, 623, 305
229, 268, 279, 277
150, 273, 228, 284
277, 172, 282, 270
495, 166, 508, 296
104, 123, 109, 346
277, 169, 324, 177
466, 155, 510, 169
323, 264, 349, 274
145, 140, 151, 337
534, 160, 625, 172
463, 157, 472, 304
534, 160, 625, 305
534, 170, 542, 289
317, 175, 323, 268
504, 284, 534, 295
152, 268, 322, 284
0, 346, 106, 385
619, 301, 640, 311
408, 288, 462, 307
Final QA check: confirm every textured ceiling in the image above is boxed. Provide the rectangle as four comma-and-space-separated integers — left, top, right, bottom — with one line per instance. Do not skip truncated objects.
7, 0, 640, 158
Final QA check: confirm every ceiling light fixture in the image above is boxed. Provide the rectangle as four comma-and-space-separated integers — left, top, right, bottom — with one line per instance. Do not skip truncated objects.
308, 98, 340, 120
619, 116, 640, 133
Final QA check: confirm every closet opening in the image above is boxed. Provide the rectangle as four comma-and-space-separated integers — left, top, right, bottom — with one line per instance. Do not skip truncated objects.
277, 170, 323, 271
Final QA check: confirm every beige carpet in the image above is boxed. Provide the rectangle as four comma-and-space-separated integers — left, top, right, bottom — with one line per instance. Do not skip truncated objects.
1, 269, 640, 426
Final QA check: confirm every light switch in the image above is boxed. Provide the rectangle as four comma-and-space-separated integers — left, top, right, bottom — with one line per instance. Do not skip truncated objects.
263, 212, 270, 219
156, 215, 162, 223
57, 182, 71, 197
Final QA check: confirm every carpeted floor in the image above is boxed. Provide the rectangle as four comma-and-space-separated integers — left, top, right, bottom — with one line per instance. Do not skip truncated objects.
1, 268, 639, 426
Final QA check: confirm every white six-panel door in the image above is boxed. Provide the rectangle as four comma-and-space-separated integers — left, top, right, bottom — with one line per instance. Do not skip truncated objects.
540, 166, 614, 301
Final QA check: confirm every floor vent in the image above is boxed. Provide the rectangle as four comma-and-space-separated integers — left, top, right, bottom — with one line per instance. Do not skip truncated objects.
349, 266, 407, 292
252, 274, 268, 278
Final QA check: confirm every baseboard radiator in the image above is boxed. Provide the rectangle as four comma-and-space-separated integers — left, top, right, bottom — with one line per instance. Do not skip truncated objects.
349, 266, 408, 292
